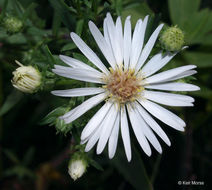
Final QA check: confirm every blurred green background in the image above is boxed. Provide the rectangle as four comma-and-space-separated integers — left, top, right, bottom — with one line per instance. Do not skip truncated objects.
0, 0, 211, 189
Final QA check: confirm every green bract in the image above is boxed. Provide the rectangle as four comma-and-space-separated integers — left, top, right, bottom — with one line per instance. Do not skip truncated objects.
3, 16, 23, 34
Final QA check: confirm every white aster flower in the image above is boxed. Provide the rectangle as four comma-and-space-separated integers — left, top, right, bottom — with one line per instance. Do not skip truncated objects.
52, 13, 200, 161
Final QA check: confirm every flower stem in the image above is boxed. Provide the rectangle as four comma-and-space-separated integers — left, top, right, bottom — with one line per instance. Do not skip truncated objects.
0, 67, 3, 176
150, 154, 161, 184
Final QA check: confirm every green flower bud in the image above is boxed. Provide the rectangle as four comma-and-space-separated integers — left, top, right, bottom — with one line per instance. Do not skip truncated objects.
3, 16, 23, 34
160, 26, 185, 52
68, 154, 88, 181
11, 61, 42, 93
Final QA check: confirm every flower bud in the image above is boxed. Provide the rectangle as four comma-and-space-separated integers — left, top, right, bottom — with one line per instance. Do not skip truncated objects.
160, 26, 185, 52
3, 16, 23, 34
68, 158, 87, 181
11, 61, 42, 93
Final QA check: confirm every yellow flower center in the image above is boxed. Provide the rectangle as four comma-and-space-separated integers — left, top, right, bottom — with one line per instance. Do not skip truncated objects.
103, 67, 143, 104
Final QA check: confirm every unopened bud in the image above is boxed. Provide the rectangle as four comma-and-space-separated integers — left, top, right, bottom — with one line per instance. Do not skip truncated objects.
11, 61, 41, 93
3, 16, 23, 34
160, 26, 185, 52
68, 158, 87, 181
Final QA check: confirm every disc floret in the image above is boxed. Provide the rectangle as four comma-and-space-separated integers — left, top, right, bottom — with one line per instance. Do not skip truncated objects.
103, 67, 143, 104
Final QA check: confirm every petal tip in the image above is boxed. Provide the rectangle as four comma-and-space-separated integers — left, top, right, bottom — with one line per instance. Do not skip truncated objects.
167, 141, 171, 147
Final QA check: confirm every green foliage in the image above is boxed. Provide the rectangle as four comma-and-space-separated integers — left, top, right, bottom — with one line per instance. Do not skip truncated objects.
168, 0, 212, 45
3, 148, 35, 179
111, 145, 152, 190
183, 51, 212, 68
121, 1, 153, 27
0, 90, 23, 116
0, 0, 211, 189
40, 106, 73, 135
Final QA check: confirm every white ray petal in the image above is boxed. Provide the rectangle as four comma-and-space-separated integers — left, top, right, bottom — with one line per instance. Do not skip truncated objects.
133, 104, 162, 153
130, 16, 148, 69
70, 32, 109, 74
97, 103, 118, 154
162, 70, 197, 82
59, 55, 100, 73
135, 24, 164, 72
61, 92, 107, 124
138, 99, 185, 131
85, 123, 103, 152
129, 19, 142, 68
81, 101, 113, 140
51, 87, 105, 97
144, 65, 196, 84
135, 101, 171, 146
52, 67, 104, 84
141, 51, 177, 78
106, 13, 123, 66
145, 82, 200, 91
120, 106, 132, 162
124, 16, 132, 70
143, 90, 194, 107
89, 21, 116, 68
53, 65, 103, 77
127, 103, 152, 156
108, 111, 120, 159
104, 18, 111, 47
116, 16, 124, 62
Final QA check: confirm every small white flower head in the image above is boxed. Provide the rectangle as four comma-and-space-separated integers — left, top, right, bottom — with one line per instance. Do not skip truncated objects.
160, 25, 185, 51
3, 16, 23, 34
12, 61, 42, 93
68, 158, 87, 181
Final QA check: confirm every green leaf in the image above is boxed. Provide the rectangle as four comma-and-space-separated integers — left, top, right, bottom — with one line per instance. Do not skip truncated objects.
61, 43, 76, 52
183, 9, 212, 44
0, 0, 9, 19
150, 154, 162, 184
39, 107, 68, 125
89, 159, 104, 171
115, 0, 123, 16
76, 19, 84, 36
122, 2, 153, 28
168, 0, 212, 45
52, 10, 62, 36
12, 0, 25, 18
22, 2, 38, 21
168, 0, 200, 27
73, 53, 88, 63
3, 149, 20, 164
0, 90, 23, 116
22, 147, 35, 166
111, 145, 152, 190
6, 33, 27, 44
201, 34, 212, 45
91, 0, 98, 14
41, 45, 56, 67
183, 52, 212, 68
4, 165, 34, 179
48, 0, 75, 30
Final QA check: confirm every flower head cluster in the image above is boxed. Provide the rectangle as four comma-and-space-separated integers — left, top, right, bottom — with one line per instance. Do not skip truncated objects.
52, 13, 199, 161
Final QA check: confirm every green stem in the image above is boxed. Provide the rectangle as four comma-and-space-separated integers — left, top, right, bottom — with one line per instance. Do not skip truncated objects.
150, 154, 162, 184
0, 67, 3, 176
